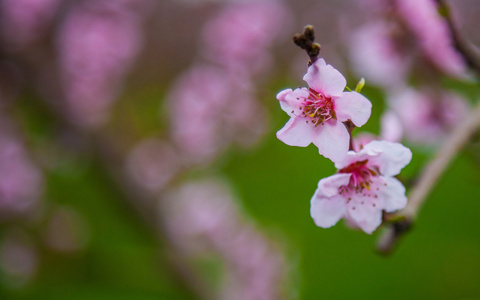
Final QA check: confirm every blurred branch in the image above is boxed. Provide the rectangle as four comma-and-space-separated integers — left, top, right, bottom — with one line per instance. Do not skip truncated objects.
435, 0, 480, 77
90, 132, 213, 299
23, 96, 211, 299
377, 0, 480, 255
377, 100, 480, 254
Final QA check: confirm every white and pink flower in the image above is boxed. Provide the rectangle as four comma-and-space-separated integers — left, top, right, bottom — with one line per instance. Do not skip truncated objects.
310, 140, 412, 234
277, 59, 372, 162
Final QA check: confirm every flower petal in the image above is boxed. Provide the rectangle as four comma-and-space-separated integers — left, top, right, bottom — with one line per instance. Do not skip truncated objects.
380, 111, 403, 143
303, 59, 346, 97
312, 120, 349, 163
310, 194, 346, 228
276, 117, 314, 147
378, 176, 408, 212
334, 91, 372, 126
346, 195, 383, 234
316, 173, 352, 198
277, 88, 309, 117
362, 141, 412, 176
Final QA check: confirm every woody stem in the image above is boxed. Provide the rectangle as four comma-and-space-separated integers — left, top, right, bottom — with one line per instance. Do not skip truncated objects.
377, 100, 480, 254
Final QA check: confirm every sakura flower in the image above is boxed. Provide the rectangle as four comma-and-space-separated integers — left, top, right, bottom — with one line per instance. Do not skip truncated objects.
277, 59, 372, 162
310, 140, 412, 234
0, 0, 61, 50
162, 179, 288, 299
349, 21, 411, 89
395, 0, 467, 78
386, 87, 469, 145
202, 0, 291, 75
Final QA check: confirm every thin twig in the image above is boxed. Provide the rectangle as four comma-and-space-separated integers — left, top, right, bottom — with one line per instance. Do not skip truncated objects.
377, 0, 480, 254
293, 25, 321, 66
377, 100, 480, 254
435, 0, 480, 77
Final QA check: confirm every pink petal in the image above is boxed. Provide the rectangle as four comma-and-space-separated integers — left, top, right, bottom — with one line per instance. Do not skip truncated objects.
276, 117, 314, 147
334, 150, 359, 170
315, 173, 352, 198
362, 141, 412, 177
334, 91, 372, 126
346, 196, 383, 234
380, 111, 403, 143
310, 194, 346, 228
378, 177, 408, 213
277, 88, 309, 117
312, 120, 349, 163
277, 88, 293, 115
303, 59, 346, 97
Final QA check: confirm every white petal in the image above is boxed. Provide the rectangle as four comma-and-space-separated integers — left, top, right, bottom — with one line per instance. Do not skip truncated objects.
277, 88, 309, 117
312, 120, 350, 163
334, 91, 372, 126
346, 196, 383, 234
316, 173, 352, 198
303, 59, 346, 97
276, 117, 314, 147
379, 176, 408, 212
334, 150, 359, 170
362, 141, 412, 176
277, 88, 294, 116
311, 194, 346, 228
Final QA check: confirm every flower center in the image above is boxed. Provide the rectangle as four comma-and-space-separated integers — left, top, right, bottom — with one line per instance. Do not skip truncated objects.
338, 160, 379, 194
300, 88, 335, 127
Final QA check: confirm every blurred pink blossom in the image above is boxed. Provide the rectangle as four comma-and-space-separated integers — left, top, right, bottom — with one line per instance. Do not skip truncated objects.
277, 59, 372, 163
126, 139, 180, 192
0, 130, 43, 217
380, 110, 404, 143
396, 0, 467, 78
57, 0, 149, 127
311, 141, 412, 234
163, 179, 288, 299
202, 0, 291, 75
0, 230, 38, 286
349, 21, 411, 89
352, 133, 377, 152
386, 87, 469, 145
168, 65, 267, 165
44, 206, 89, 254
0, 0, 60, 50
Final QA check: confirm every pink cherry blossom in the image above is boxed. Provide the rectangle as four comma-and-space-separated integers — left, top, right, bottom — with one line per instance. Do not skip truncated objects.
395, 0, 467, 78
277, 59, 372, 162
163, 179, 288, 299
168, 65, 267, 165
386, 87, 469, 145
310, 141, 412, 234
0, 0, 61, 50
349, 21, 411, 89
0, 129, 43, 217
202, 0, 291, 75
57, 0, 148, 127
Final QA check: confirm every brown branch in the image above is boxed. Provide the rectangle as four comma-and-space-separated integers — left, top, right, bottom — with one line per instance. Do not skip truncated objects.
344, 120, 356, 151
293, 25, 321, 66
377, 100, 480, 254
22, 95, 211, 299
435, 0, 480, 76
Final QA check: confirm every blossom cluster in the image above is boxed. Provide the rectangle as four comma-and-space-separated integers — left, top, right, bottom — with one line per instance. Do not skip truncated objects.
277, 57, 412, 234
163, 179, 287, 300
349, 0, 470, 146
